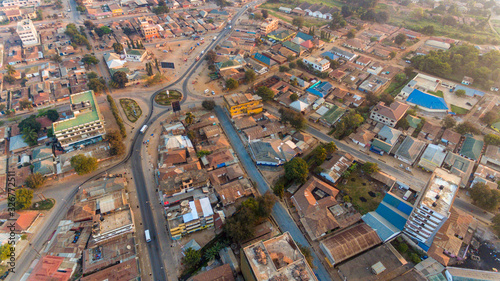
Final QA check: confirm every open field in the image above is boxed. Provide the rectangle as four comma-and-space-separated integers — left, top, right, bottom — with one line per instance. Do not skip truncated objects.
120, 98, 142, 123
450, 104, 469, 115
336, 170, 384, 215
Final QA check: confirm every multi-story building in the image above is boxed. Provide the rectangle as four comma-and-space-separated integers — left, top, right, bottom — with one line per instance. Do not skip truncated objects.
167, 197, 214, 240
370, 101, 409, 127
403, 168, 461, 248
259, 18, 279, 34
138, 16, 159, 40
17, 19, 39, 47
241, 232, 318, 281
52, 91, 106, 151
223, 93, 263, 118
303, 56, 330, 72
2, 0, 40, 7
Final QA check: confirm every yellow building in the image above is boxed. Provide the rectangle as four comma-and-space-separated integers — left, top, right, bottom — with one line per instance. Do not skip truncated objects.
224, 93, 263, 118
167, 197, 214, 240
260, 19, 279, 34
109, 3, 123, 16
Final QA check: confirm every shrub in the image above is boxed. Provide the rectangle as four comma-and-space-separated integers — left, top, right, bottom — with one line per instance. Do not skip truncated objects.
107, 95, 127, 138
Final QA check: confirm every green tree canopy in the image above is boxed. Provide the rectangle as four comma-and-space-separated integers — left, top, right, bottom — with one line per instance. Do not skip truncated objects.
441, 115, 456, 129
25, 173, 47, 189
470, 182, 500, 211
492, 214, 500, 237
290, 93, 299, 101
0, 244, 13, 262
71, 154, 98, 175
480, 111, 498, 126
245, 69, 256, 82
112, 71, 129, 88
14, 188, 34, 210
183, 247, 201, 270
284, 158, 309, 184
185, 112, 195, 125
484, 134, 500, 146
113, 42, 124, 54
279, 108, 306, 130
225, 78, 239, 90
88, 78, 107, 93
362, 162, 379, 174
455, 89, 466, 97
19, 115, 42, 133
106, 130, 126, 156
202, 100, 216, 111
45, 109, 60, 122
82, 54, 99, 65
455, 121, 481, 135
256, 86, 274, 101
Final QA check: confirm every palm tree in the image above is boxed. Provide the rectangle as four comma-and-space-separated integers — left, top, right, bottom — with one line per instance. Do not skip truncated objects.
185, 112, 195, 125
5, 65, 15, 76
22, 128, 38, 146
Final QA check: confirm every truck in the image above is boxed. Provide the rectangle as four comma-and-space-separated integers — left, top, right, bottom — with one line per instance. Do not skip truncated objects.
213, 36, 217, 41
145, 230, 151, 243
403, 190, 411, 201
140, 125, 148, 134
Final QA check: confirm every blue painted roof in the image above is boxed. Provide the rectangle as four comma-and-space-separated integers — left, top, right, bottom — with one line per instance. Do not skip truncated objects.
454, 84, 485, 97
362, 212, 400, 242
306, 81, 332, 98
383, 193, 413, 216
295, 32, 314, 41
407, 89, 449, 110
252, 53, 272, 66
375, 201, 408, 230
321, 52, 339, 60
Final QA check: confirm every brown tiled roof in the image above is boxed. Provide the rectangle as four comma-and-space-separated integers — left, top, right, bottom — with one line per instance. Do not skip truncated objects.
192, 264, 234, 281
242, 122, 285, 140
442, 129, 461, 144
356, 55, 372, 65
233, 116, 257, 130
292, 177, 339, 217
27, 255, 72, 281
80, 258, 138, 281
201, 125, 221, 139
206, 150, 234, 168
319, 223, 381, 264
328, 87, 348, 100
0, 211, 40, 233
66, 201, 95, 222
162, 149, 187, 165
350, 129, 376, 146
373, 101, 409, 120
214, 179, 253, 206
420, 121, 441, 136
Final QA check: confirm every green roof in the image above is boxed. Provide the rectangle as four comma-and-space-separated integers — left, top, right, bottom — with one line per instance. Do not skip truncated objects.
53, 91, 102, 132
460, 136, 484, 161
268, 29, 295, 41
406, 115, 421, 128
128, 49, 146, 56
371, 138, 392, 153
320, 105, 346, 124
110, 67, 130, 76
282, 41, 305, 53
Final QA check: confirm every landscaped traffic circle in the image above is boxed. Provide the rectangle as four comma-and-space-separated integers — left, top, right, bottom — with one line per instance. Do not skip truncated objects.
154, 90, 182, 106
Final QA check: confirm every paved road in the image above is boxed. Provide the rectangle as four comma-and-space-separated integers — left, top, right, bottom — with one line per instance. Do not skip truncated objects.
214, 106, 331, 281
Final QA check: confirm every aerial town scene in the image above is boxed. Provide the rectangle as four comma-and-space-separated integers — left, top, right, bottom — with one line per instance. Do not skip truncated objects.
1, 0, 500, 280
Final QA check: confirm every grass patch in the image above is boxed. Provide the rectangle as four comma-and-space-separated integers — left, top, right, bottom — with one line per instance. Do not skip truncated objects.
427, 90, 444, 98
450, 104, 469, 115
31, 198, 55, 210
262, 2, 332, 27
384, 72, 418, 97
119, 98, 142, 123
336, 170, 383, 215
0, 265, 7, 276
154, 90, 182, 106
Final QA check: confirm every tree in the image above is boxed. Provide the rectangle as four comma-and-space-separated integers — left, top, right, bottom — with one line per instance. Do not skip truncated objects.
298, 244, 315, 269
84, 20, 95, 30
261, 9, 268, 19
481, 111, 498, 126
290, 93, 299, 101
183, 247, 201, 270
404, 67, 414, 78
325, 142, 337, 155
88, 78, 107, 93
397, 117, 410, 130
245, 69, 256, 82
362, 162, 379, 174
492, 214, 500, 237
347, 29, 356, 39
87, 72, 98, 79
185, 112, 195, 125
153, 0, 170, 15
19, 115, 41, 133
45, 109, 59, 122
113, 43, 124, 54
14, 188, 33, 210
279, 65, 289, 72
107, 130, 126, 156
202, 100, 216, 111
25, 173, 47, 189
292, 17, 304, 28
279, 108, 306, 130
22, 127, 38, 146
76, 5, 86, 12
256, 86, 274, 101
5, 65, 16, 76
389, 51, 397, 59
394, 33, 406, 45
70, 154, 98, 175
225, 78, 238, 90
284, 158, 309, 184
311, 145, 327, 166
274, 182, 285, 198
95, 26, 112, 37
470, 182, 500, 211
52, 54, 62, 63
0, 244, 13, 262
82, 54, 99, 66
441, 115, 456, 128
455, 122, 481, 135
395, 73, 407, 84
398, 243, 409, 253
112, 71, 128, 88
484, 134, 500, 146
205, 50, 217, 64
123, 27, 135, 35
19, 99, 33, 110
455, 89, 466, 97
334, 110, 364, 139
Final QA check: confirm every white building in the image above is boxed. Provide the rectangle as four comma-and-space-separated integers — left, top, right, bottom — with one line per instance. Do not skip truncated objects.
17, 19, 39, 47
303, 56, 330, 72
2, 0, 40, 7
370, 101, 409, 127
125, 49, 147, 62
403, 168, 461, 248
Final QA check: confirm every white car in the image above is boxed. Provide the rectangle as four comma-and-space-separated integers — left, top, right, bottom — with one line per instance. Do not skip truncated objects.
205, 89, 209, 94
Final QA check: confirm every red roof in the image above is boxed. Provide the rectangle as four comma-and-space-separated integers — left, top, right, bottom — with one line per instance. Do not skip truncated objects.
300, 40, 314, 49
28, 255, 72, 281
36, 117, 54, 128
0, 211, 40, 233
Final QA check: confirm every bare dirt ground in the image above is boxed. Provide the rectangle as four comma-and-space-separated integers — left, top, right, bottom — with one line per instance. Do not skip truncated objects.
189, 62, 226, 97
259, 166, 285, 186
97, 96, 119, 132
